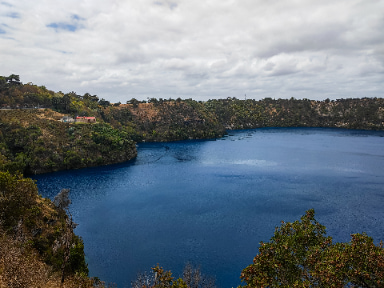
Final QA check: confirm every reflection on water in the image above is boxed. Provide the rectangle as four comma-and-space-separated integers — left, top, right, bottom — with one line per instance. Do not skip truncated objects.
34, 128, 384, 288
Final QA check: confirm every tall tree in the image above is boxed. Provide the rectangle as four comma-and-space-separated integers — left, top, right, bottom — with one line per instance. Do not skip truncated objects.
6, 74, 21, 86
53, 189, 81, 287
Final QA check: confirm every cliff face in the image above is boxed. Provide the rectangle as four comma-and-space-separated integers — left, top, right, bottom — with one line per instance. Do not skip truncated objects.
104, 101, 226, 142
97, 97, 384, 144
0, 172, 96, 287
204, 97, 384, 131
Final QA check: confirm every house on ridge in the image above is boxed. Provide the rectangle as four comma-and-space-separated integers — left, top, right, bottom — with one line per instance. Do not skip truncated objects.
76, 116, 96, 123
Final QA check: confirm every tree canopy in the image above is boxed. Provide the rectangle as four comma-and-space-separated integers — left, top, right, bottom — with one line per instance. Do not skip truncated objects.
240, 209, 384, 287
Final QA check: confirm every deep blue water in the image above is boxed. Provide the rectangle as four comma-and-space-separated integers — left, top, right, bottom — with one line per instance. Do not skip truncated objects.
34, 128, 384, 288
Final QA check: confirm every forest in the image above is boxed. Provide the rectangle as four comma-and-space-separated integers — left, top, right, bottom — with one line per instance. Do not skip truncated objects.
0, 74, 384, 287
1, 74, 383, 176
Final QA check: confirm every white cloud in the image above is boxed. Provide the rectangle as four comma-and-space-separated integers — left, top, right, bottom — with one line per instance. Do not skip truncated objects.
0, 0, 383, 102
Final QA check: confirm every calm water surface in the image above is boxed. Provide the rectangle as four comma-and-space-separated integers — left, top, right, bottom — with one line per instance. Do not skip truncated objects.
34, 128, 384, 288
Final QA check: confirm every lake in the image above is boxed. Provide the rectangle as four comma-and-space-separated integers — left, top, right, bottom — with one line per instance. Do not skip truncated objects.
34, 127, 384, 288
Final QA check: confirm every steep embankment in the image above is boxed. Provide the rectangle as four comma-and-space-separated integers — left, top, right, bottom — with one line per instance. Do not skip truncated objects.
96, 97, 384, 143
98, 101, 226, 142
204, 97, 384, 130
0, 171, 99, 287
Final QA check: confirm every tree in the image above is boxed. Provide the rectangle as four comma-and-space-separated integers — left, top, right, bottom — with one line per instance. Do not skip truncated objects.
53, 188, 71, 211
0, 179, 92, 287
240, 209, 384, 287
131, 264, 216, 288
0, 76, 7, 91
53, 188, 88, 286
0, 171, 37, 229
6, 74, 21, 86
131, 265, 184, 288
62, 94, 72, 112
128, 98, 140, 108
98, 98, 110, 107
182, 263, 216, 288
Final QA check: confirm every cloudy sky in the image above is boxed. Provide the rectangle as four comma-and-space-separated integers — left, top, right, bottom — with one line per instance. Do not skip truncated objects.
1, 0, 383, 102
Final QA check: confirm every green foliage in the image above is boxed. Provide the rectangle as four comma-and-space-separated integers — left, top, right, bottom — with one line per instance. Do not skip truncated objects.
0, 75, 383, 173
0, 172, 94, 287
99, 98, 111, 107
240, 209, 384, 287
0, 171, 88, 277
1, 75, 384, 287
0, 74, 21, 92
128, 98, 140, 108
1, 74, 383, 151
69, 235, 89, 276
0, 171, 38, 229
0, 109, 137, 174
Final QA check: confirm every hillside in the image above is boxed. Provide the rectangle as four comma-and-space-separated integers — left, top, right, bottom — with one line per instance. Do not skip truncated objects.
1, 74, 384, 287
205, 97, 384, 130
104, 100, 225, 141
0, 171, 103, 287
0, 109, 137, 175
1, 74, 383, 175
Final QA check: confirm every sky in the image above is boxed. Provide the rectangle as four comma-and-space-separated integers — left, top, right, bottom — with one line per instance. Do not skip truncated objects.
0, 0, 383, 103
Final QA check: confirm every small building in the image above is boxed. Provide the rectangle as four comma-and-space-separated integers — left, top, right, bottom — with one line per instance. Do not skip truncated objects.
76, 116, 96, 123
60, 116, 75, 123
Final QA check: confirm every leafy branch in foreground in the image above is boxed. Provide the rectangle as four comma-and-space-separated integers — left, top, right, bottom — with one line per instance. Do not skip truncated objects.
240, 209, 384, 287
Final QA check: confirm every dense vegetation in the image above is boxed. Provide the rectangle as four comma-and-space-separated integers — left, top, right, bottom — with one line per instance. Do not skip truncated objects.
0, 109, 137, 175
1, 74, 383, 176
2, 75, 383, 144
0, 171, 101, 287
240, 210, 384, 287
205, 97, 384, 130
1, 74, 384, 287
